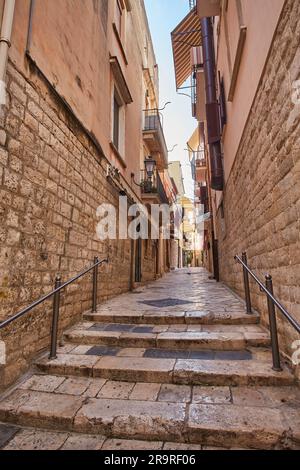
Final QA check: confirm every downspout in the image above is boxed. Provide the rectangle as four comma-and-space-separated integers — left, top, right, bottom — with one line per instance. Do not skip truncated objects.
201, 17, 224, 191
0, 0, 16, 105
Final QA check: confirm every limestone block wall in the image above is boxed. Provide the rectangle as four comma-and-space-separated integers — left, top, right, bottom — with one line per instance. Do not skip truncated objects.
217, 0, 300, 361
0, 61, 156, 389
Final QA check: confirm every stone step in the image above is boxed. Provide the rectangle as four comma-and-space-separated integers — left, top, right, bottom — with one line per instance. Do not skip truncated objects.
35, 352, 294, 387
64, 324, 270, 350
0, 423, 228, 450
84, 310, 260, 325
0, 379, 299, 449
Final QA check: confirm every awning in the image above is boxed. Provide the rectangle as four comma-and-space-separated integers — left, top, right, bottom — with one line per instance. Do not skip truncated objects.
171, 8, 202, 90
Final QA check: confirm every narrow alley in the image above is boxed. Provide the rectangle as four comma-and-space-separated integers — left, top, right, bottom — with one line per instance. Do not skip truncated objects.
0, 269, 299, 450
0, 0, 299, 456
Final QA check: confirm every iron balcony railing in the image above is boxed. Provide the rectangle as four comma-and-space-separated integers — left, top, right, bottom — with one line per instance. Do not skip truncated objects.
235, 253, 300, 372
195, 158, 207, 168
143, 109, 168, 163
140, 169, 169, 204
191, 151, 206, 171
0, 257, 109, 360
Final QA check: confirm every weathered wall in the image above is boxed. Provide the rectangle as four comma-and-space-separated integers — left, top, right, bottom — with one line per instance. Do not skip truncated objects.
0, 0, 164, 390
0, 59, 159, 389
217, 0, 300, 361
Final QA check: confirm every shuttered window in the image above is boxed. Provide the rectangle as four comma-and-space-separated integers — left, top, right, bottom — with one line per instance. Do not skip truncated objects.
113, 95, 120, 149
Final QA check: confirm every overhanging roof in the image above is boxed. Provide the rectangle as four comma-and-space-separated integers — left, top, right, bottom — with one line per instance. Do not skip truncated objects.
171, 8, 202, 90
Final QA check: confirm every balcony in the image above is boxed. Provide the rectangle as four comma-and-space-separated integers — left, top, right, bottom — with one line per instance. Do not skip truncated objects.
140, 170, 169, 205
190, 150, 207, 182
143, 110, 168, 170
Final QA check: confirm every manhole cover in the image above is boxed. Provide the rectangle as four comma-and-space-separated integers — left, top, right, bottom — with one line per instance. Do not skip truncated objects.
139, 298, 193, 308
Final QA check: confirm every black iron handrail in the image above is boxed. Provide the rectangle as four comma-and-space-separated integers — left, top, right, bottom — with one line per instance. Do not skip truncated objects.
0, 257, 109, 359
235, 253, 300, 371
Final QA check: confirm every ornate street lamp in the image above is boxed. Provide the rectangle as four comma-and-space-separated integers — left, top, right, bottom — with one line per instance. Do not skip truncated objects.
131, 156, 157, 193
144, 155, 156, 180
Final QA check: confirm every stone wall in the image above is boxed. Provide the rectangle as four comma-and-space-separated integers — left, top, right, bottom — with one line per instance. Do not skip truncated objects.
0, 61, 156, 389
217, 0, 300, 361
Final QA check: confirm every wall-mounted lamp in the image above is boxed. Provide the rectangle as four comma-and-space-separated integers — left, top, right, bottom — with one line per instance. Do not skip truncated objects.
131, 156, 157, 190
144, 155, 156, 179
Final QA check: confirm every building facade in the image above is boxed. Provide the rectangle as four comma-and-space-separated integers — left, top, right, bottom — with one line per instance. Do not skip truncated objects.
172, 0, 300, 365
0, 0, 172, 388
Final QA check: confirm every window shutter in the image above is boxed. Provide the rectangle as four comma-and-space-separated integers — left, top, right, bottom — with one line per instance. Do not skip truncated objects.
206, 101, 221, 144
113, 96, 120, 149
219, 73, 227, 130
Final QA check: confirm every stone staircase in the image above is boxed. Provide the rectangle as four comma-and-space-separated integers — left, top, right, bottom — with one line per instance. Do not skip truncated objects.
0, 269, 299, 450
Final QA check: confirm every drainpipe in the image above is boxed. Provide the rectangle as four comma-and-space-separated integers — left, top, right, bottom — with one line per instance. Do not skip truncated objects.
201, 17, 224, 191
0, 0, 16, 105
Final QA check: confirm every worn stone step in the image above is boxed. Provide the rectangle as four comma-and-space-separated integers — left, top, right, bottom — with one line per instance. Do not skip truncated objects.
0, 382, 298, 449
64, 325, 270, 350
35, 353, 294, 387
84, 310, 260, 325
0, 424, 213, 450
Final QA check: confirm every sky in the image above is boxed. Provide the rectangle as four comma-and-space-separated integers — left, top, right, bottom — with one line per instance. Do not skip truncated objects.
144, 0, 196, 199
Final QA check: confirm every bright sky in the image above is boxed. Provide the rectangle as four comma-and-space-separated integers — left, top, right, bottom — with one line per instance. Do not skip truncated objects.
144, 0, 196, 199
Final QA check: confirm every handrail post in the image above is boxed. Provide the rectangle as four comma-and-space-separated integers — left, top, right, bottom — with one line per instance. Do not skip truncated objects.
242, 252, 252, 314
92, 257, 99, 313
265, 275, 282, 372
49, 275, 61, 360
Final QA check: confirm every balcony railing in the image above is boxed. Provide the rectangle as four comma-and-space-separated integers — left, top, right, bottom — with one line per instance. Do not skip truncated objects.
191, 151, 207, 167
143, 109, 168, 168
140, 170, 169, 204
144, 109, 163, 132
195, 158, 207, 168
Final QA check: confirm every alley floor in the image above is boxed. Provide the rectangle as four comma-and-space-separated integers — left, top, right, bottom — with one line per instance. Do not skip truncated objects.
0, 269, 299, 450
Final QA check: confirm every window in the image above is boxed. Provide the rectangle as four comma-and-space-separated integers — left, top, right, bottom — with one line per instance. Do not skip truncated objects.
112, 86, 126, 157
113, 93, 121, 149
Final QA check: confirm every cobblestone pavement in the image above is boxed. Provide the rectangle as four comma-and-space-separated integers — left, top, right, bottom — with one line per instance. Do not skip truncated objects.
0, 269, 299, 450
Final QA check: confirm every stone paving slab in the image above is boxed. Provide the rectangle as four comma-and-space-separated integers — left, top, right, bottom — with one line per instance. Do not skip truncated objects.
173, 359, 294, 386
36, 353, 294, 386
65, 327, 269, 350
74, 399, 187, 441
0, 390, 84, 430
84, 310, 260, 325
0, 425, 247, 450
92, 356, 176, 383
188, 404, 292, 449
101, 438, 163, 450
3, 428, 69, 450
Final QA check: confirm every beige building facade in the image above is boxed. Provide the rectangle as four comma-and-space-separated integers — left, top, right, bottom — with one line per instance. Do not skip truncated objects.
0, 0, 172, 389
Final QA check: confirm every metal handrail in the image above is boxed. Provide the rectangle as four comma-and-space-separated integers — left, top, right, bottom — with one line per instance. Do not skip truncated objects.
0, 257, 109, 359
235, 255, 300, 333
235, 253, 300, 371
